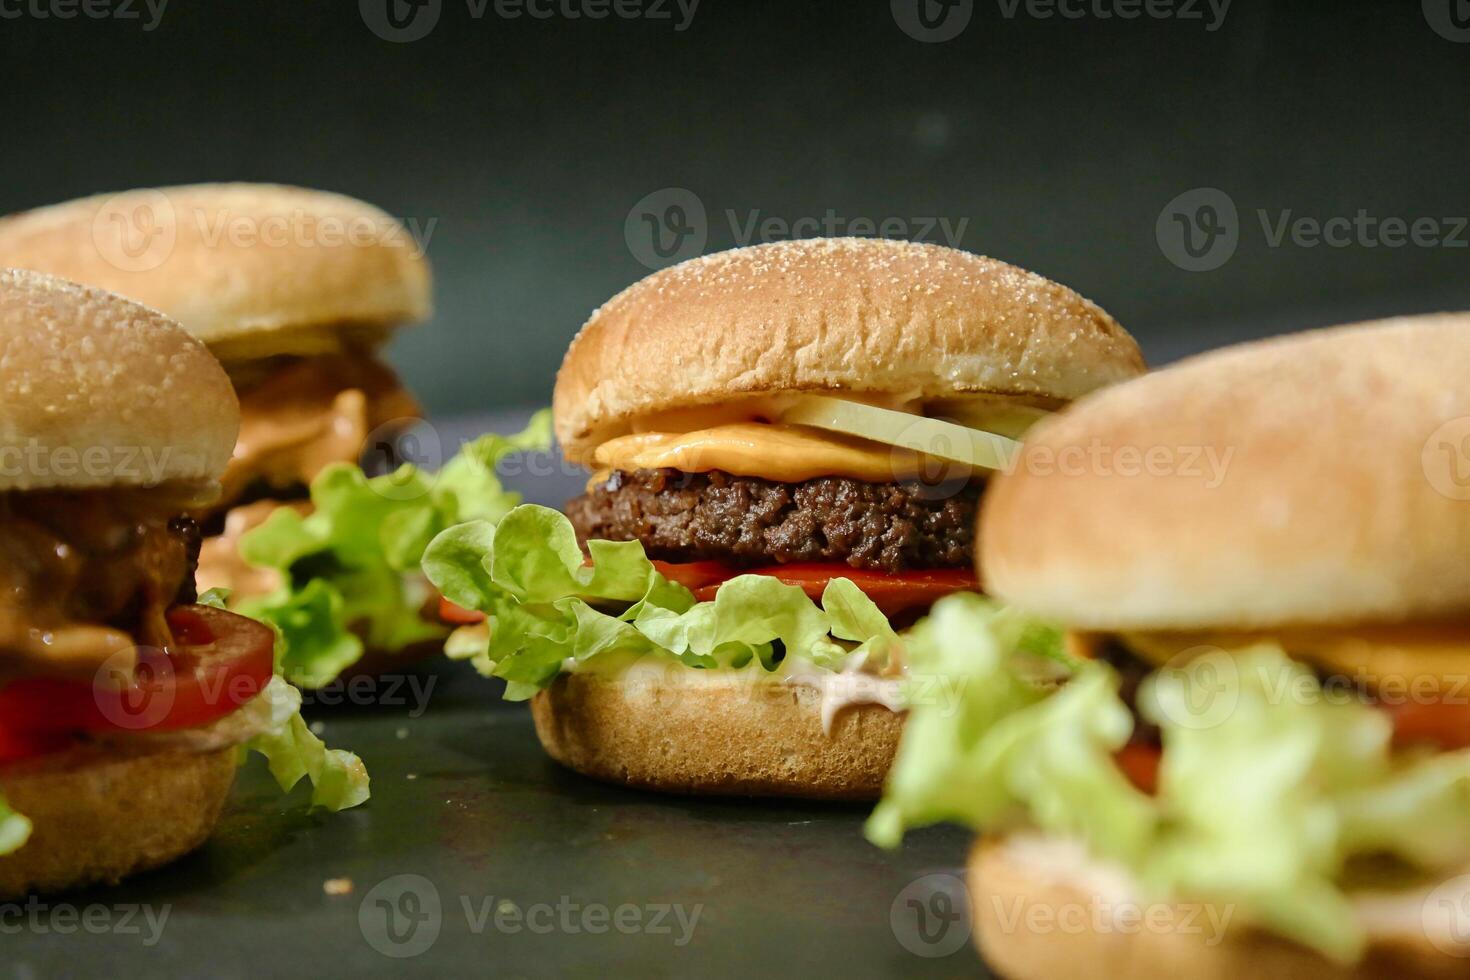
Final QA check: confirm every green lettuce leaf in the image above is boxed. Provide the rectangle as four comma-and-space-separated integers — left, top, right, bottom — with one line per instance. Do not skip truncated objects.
237, 676, 371, 811
421, 504, 901, 700
236, 411, 552, 687
1136, 650, 1470, 962
867, 594, 1145, 850
867, 612, 1470, 964
0, 794, 30, 857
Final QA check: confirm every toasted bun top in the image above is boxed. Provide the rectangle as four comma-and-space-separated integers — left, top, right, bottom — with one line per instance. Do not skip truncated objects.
982, 313, 1470, 631
553, 239, 1143, 461
0, 184, 431, 360
0, 269, 239, 492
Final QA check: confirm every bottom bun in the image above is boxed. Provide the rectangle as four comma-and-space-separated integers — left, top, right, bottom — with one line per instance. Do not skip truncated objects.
530, 667, 904, 800
969, 834, 1470, 980
0, 746, 237, 898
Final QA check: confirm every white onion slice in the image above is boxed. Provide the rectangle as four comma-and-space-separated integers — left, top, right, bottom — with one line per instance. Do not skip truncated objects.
778, 395, 1023, 472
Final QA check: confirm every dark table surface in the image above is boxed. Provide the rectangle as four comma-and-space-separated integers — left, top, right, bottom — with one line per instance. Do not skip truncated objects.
5, 411, 985, 979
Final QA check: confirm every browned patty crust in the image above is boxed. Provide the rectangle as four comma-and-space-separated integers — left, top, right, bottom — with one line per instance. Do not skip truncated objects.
566, 469, 979, 572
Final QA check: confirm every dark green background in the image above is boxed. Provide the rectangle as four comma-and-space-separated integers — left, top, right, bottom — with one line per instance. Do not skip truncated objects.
2, 2, 1469, 415
2, 6, 1469, 975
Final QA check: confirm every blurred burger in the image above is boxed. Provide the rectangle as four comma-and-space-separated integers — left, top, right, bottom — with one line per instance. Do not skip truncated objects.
870, 314, 1470, 977
424, 238, 1144, 799
0, 184, 448, 686
0, 269, 367, 898
0, 183, 430, 521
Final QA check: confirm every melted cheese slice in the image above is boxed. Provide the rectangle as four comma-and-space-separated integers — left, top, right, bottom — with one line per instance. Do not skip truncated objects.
1117, 623, 1470, 694
592, 424, 972, 484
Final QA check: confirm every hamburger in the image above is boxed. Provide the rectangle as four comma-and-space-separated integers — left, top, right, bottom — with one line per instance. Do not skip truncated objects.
0, 269, 368, 898
423, 238, 1144, 799
869, 314, 1470, 976
0, 184, 447, 686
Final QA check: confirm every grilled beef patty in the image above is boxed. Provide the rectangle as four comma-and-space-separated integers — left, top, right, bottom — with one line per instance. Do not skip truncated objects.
566, 468, 979, 573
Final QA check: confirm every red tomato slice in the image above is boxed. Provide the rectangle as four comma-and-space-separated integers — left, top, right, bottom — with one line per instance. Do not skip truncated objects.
434, 561, 979, 624
688, 563, 979, 616
0, 726, 72, 766
439, 596, 486, 625
650, 560, 738, 592
0, 605, 275, 749
1115, 743, 1161, 795
1389, 700, 1470, 751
